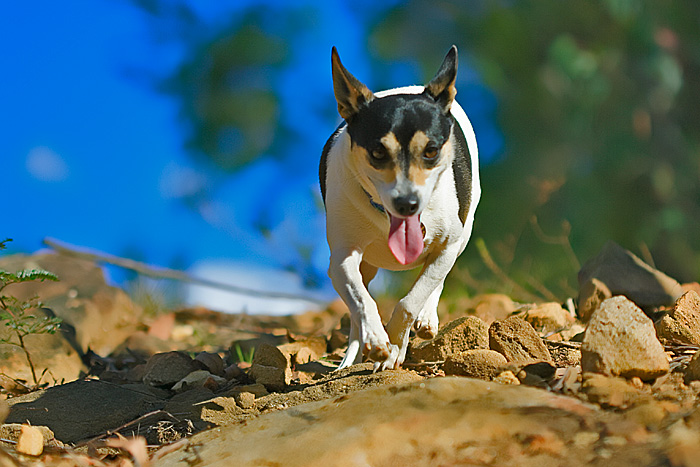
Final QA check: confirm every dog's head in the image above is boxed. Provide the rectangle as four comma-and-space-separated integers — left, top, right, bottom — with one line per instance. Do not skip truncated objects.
331, 46, 458, 264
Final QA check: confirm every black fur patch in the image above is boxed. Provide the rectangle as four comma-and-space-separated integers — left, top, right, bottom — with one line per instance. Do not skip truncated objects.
347, 94, 452, 174
450, 114, 472, 224
319, 122, 346, 206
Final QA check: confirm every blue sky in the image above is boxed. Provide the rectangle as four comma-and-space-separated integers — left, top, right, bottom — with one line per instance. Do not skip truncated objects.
1, 1, 501, 312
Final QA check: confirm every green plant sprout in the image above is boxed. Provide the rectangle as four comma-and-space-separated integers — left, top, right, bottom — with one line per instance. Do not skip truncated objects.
233, 343, 255, 364
0, 238, 61, 387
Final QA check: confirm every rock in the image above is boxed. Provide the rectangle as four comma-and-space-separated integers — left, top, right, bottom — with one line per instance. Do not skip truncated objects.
684, 351, 700, 384
235, 391, 256, 409
655, 291, 700, 345
153, 377, 607, 467
581, 296, 669, 380
577, 241, 683, 313
143, 351, 198, 387
328, 329, 348, 352
546, 341, 582, 367
488, 316, 552, 363
252, 343, 288, 369
581, 373, 646, 409
249, 364, 289, 392
443, 349, 507, 379
194, 352, 225, 376
518, 302, 575, 334
278, 337, 327, 366
5, 380, 161, 443
171, 370, 227, 393
504, 361, 557, 387
469, 294, 519, 325
0, 253, 144, 356
16, 424, 45, 456
578, 278, 612, 322
0, 307, 85, 385
249, 344, 292, 392
0, 424, 57, 452
409, 316, 488, 362
493, 370, 520, 385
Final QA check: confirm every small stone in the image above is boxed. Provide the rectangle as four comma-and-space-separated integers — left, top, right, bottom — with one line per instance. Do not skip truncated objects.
443, 349, 507, 380
493, 371, 520, 385
143, 351, 198, 387
172, 370, 227, 393
234, 392, 256, 409
488, 316, 552, 363
409, 316, 488, 362
504, 361, 557, 387
577, 278, 612, 322
195, 352, 225, 376
252, 344, 288, 369
519, 302, 575, 334
278, 337, 327, 366
223, 364, 244, 381
655, 291, 700, 345
16, 425, 45, 456
249, 364, 290, 392
581, 296, 669, 380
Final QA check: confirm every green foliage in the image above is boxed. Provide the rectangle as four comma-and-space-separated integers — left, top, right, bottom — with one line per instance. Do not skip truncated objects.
233, 343, 255, 364
372, 0, 700, 299
0, 239, 61, 387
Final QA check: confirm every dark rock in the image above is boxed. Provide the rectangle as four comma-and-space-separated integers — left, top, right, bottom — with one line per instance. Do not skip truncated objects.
581, 296, 669, 380
488, 316, 552, 363
5, 380, 161, 443
194, 352, 225, 376
143, 351, 198, 387
577, 241, 683, 314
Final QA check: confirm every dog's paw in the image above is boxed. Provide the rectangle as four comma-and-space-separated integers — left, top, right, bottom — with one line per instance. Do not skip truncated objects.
414, 306, 439, 340
360, 323, 392, 362
375, 344, 401, 372
414, 320, 437, 340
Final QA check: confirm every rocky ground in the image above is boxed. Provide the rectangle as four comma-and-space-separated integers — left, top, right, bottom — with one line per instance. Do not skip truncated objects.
1, 242, 700, 466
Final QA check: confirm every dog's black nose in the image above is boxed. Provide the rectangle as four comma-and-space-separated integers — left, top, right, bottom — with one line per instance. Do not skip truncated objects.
393, 193, 420, 217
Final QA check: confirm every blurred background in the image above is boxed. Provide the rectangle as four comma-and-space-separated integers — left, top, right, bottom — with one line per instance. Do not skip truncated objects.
2, 0, 699, 314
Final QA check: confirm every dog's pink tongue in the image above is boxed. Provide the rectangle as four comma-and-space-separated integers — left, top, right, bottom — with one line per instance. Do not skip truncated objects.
388, 215, 424, 265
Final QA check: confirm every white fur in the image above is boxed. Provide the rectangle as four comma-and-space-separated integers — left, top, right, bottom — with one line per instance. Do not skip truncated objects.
325, 85, 480, 370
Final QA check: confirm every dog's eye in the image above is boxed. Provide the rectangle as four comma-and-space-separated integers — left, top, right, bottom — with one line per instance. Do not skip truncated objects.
424, 146, 438, 160
371, 147, 387, 160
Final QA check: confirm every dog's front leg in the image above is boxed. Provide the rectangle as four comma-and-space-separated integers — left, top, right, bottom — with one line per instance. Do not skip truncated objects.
382, 241, 464, 370
329, 248, 396, 369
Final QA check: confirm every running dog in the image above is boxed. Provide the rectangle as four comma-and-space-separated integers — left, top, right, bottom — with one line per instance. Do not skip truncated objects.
319, 45, 480, 370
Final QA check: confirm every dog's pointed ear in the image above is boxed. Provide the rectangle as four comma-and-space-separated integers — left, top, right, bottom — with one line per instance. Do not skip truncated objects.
424, 45, 458, 113
331, 47, 374, 121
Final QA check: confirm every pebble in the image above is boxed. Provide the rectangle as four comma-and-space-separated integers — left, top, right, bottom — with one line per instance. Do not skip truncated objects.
488, 316, 552, 363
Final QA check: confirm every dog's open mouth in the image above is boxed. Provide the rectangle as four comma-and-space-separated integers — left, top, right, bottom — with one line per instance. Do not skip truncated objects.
388, 214, 424, 265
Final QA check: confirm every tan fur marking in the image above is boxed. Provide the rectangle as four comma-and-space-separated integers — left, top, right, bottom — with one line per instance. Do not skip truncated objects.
380, 132, 401, 157
408, 131, 430, 156
351, 143, 397, 185
408, 165, 428, 185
